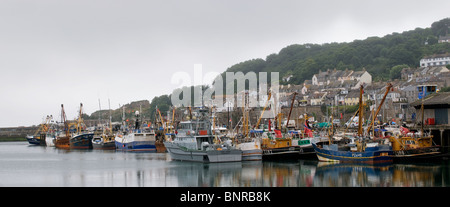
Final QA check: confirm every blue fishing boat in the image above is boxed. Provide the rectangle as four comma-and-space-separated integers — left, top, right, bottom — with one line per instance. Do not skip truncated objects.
26, 115, 53, 146
70, 132, 95, 149
312, 141, 393, 163
26, 135, 43, 145
312, 84, 393, 164
68, 103, 94, 149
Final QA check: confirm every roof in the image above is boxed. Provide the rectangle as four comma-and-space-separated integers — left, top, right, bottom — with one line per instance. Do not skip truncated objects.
410, 92, 450, 109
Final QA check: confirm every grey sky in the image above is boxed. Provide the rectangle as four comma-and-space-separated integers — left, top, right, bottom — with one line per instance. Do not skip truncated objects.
0, 0, 449, 127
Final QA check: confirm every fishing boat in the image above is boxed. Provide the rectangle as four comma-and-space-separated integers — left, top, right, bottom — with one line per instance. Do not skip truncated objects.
234, 131, 262, 161
231, 93, 262, 161
389, 131, 442, 161
55, 134, 70, 149
92, 100, 116, 150
259, 92, 317, 160
115, 110, 157, 152
115, 130, 156, 152
26, 115, 52, 145
237, 139, 262, 161
69, 103, 94, 149
312, 84, 394, 164
92, 133, 115, 150
70, 132, 95, 149
312, 138, 393, 163
26, 134, 44, 145
387, 101, 447, 162
261, 129, 318, 160
55, 104, 71, 149
164, 108, 242, 163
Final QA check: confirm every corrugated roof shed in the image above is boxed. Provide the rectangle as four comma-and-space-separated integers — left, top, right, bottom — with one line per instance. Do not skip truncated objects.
410, 92, 450, 109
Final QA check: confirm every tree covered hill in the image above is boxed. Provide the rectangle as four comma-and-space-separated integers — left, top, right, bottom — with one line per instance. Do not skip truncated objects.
85, 18, 450, 121
224, 18, 450, 84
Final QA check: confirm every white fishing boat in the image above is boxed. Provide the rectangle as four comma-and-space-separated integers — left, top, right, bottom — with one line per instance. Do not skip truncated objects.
115, 111, 156, 152
164, 108, 242, 163
236, 137, 262, 161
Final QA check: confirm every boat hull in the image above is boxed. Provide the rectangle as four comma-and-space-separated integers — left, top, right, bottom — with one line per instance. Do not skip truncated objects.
92, 141, 116, 150
55, 136, 70, 149
312, 143, 393, 164
26, 134, 46, 146
26, 135, 41, 145
115, 132, 157, 152
237, 141, 262, 161
115, 140, 156, 152
164, 142, 242, 163
70, 133, 94, 149
262, 146, 317, 160
242, 149, 263, 161
155, 141, 167, 153
392, 147, 449, 162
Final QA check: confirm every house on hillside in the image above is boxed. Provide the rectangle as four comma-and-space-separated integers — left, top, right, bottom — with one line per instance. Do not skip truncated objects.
350, 69, 372, 89
401, 67, 420, 81
421, 66, 449, 76
310, 92, 327, 106
420, 53, 450, 67
311, 68, 372, 87
344, 90, 368, 106
401, 84, 419, 103
438, 35, 450, 43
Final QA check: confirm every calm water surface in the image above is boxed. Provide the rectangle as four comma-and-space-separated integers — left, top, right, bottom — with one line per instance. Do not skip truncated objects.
1, 141, 449, 187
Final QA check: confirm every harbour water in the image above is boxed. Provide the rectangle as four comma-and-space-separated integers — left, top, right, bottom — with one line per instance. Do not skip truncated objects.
1, 141, 449, 187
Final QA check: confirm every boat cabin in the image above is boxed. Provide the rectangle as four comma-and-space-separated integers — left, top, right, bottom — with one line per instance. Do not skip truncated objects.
389, 136, 433, 151
175, 120, 214, 150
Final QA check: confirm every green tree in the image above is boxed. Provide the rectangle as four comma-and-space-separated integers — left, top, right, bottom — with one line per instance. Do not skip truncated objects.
390, 64, 409, 80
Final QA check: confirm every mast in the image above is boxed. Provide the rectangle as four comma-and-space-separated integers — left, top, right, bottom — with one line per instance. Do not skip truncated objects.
61, 104, 69, 137
366, 83, 393, 134
76, 103, 84, 134
421, 97, 424, 137
256, 91, 271, 130
108, 99, 112, 134
98, 99, 102, 127
286, 92, 298, 132
171, 107, 176, 134
157, 106, 166, 135
121, 104, 126, 131
358, 85, 364, 136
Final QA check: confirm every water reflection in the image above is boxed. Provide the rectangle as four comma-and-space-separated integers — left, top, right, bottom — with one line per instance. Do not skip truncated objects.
1, 142, 449, 187
162, 159, 449, 187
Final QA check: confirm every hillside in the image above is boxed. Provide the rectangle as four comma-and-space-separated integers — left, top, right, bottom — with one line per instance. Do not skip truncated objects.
86, 18, 450, 120
86, 96, 172, 122
87, 100, 150, 122
223, 18, 450, 84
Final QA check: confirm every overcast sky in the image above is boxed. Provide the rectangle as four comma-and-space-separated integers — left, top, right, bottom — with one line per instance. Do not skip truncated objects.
0, 0, 449, 127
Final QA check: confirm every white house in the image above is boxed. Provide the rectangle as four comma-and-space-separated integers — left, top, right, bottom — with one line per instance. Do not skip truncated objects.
420, 53, 450, 67
438, 35, 450, 43
350, 70, 372, 89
